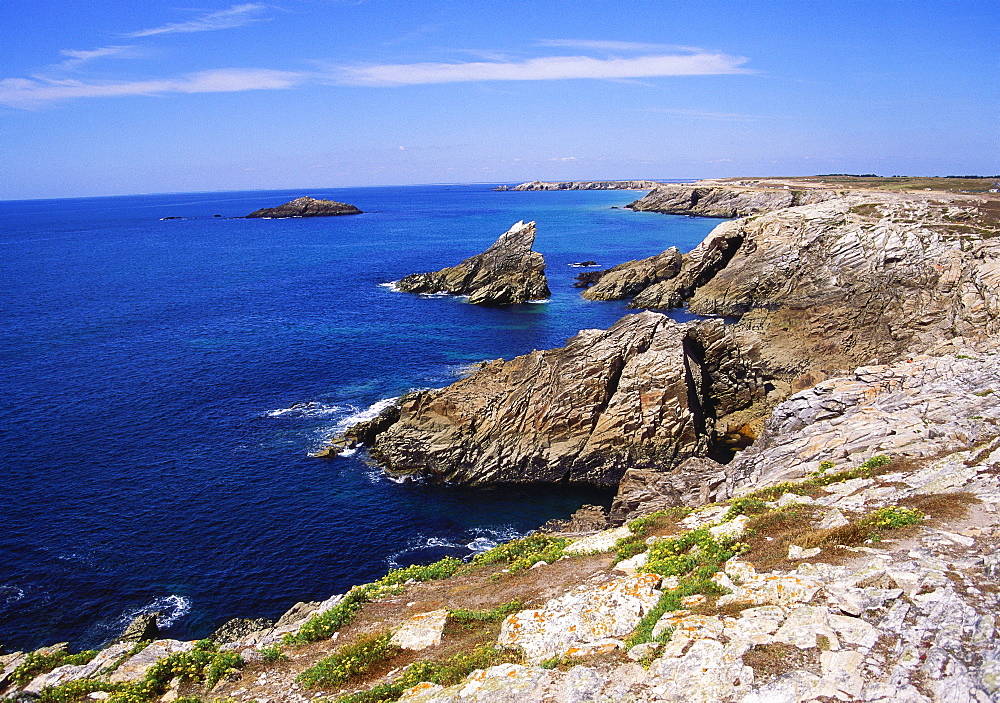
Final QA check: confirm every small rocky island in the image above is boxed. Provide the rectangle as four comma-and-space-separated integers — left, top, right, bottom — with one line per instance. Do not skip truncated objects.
395, 220, 550, 305
245, 196, 362, 218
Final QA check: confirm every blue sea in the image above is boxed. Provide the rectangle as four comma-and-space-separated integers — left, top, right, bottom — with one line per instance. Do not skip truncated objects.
0, 184, 720, 653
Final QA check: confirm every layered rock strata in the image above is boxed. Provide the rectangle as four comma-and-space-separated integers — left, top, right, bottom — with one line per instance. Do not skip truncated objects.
577, 247, 682, 301
395, 220, 550, 306
345, 312, 763, 486
245, 196, 362, 218
626, 184, 839, 218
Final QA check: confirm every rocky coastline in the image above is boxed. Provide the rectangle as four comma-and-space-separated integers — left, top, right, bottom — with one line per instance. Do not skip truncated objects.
506, 180, 665, 191
7, 178, 1000, 703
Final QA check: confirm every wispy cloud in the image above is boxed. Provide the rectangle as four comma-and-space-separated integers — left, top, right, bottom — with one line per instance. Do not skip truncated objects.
0, 68, 302, 108
536, 39, 695, 53
646, 107, 772, 121
56, 46, 138, 69
336, 52, 749, 86
128, 3, 268, 38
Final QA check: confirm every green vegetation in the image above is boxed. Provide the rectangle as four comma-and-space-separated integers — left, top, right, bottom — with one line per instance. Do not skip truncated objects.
287, 557, 464, 645
471, 533, 568, 573
10, 649, 99, 687
298, 632, 399, 689
614, 507, 691, 563
333, 645, 521, 703
259, 644, 285, 664
448, 599, 524, 625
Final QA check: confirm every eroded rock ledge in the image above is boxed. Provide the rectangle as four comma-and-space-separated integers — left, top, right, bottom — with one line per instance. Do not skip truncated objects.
626, 183, 840, 218
339, 312, 765, 486
245, 196, 362, 218
395, 220, 550, 306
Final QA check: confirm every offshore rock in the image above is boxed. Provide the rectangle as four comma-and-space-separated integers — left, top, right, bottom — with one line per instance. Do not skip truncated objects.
210, 617, 274, 644
117, 613, 159, 643
510, 180, 662, 191
360, 312, 763, 486
245, 196, 362, 218
626, 184, 839, 218
579, 248, 682, 301
396, 220, 550, 306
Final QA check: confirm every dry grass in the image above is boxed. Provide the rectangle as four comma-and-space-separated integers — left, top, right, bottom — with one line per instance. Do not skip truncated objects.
743, 643, 821, 685
897, 492, 980, 522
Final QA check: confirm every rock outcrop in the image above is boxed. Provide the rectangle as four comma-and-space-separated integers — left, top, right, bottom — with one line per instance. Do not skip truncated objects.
577, 247, 682, 301
395, 221, 550, 306
245, 196, 362, 218
342, 312, 763, 486
626, 184, 839, 218
510, 180, 663, 191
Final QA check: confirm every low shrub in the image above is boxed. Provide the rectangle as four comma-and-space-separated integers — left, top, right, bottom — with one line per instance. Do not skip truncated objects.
11, 649, 99, 687
448, 599, 524, 624
298, 632, 398, 689
472, 534, 568, 573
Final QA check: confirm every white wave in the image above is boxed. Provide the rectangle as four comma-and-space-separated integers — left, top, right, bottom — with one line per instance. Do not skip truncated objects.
526, 298, 551, 304
265, 401, 348, 419
387, 527, 523, 567
116, 595, 192, 631
338, 448, 357, 457
0, 585, 25, 605
331, 397, 399, 434
380, 281, 402, 292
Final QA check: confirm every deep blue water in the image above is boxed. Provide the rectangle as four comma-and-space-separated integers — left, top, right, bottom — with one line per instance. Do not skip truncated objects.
0, 184, 720, 652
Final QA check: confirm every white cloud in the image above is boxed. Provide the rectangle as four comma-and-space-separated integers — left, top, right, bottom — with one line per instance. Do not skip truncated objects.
336, 52, 749, 86
0, 68, 302, 108
547, 156, 578, 161
128, 3, 268, 38
536, 39, 693, 53
57, 46, 137, 69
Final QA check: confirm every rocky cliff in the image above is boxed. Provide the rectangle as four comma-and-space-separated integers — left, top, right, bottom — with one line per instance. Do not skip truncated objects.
340, 312, 765, 486
626, 184, 839, 218
578, 248, 682, 301
8, 348, 1000, 701
245, 196, 362, 218
395, 220, 550, 306
510, 180, 663, 191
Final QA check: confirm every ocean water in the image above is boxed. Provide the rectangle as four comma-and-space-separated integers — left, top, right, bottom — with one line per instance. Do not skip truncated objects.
0, 184, 720, 652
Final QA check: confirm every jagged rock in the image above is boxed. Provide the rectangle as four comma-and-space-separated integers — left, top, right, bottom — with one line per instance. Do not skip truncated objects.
245, 196, 362, 218
725, 350, 1000, 496
538, 504, 608, 534
497, 573, 661, 663
630, 192, 1000, 383
395, 221, 550, 305
626, 183, 839, 218
352, 312, 762, 486
511, 180, 662, 191
118, 613, 160, 643
390, 610, 448, 651
210, 618, 274, 644
578, 248, 682, 300
608, 456, 728, 524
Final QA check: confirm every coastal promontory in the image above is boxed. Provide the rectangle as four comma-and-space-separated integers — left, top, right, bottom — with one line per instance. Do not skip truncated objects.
395, 220, 550, 306
245, 196, 362, 218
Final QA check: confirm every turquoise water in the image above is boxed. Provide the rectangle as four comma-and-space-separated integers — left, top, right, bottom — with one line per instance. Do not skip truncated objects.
0, 184, 720, 651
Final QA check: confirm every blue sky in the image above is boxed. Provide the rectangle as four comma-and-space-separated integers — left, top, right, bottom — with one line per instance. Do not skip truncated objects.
1, 0, 996, 199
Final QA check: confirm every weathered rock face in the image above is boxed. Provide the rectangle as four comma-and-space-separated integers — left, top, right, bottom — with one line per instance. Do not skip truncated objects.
628, 192, 1000, 386
626, 184, 839, 218
724, 343, 1000, 497
354, 312, 763, 486
608, 456, 728, 524
578, 247, 682, 301
510, 180, 663, 191
395, 220, 551, 306
245, 196, 362, 218
117, 613, 159, 643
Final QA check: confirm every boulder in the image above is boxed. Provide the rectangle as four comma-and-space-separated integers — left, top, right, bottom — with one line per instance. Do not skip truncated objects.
117, 613, 159, 643
395, 221, 550, 306
210, 618, 274, 644
245, 196, 362, 218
